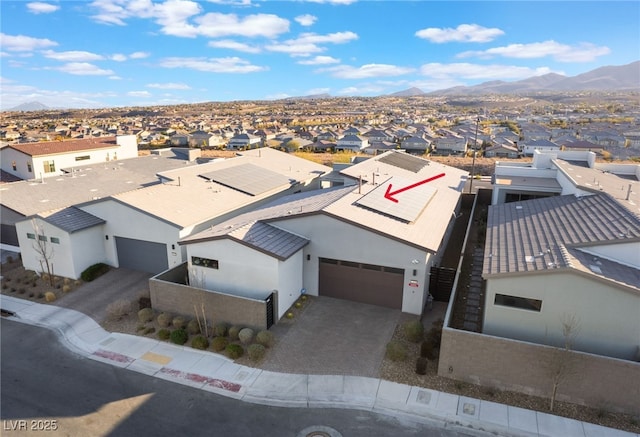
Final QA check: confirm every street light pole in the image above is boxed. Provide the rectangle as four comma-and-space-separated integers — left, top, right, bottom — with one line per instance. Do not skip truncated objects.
468, 117, 480, 193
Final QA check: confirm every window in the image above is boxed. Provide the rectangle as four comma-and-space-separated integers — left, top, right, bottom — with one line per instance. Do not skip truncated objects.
43, 160, 55, 173
12, 161, 16, 171
494, 293, 542, 312
27, 233, 35, 240
38, 235, 47, 242
75, 155, 90, 161
27, 163, 32, 173
191, 256, 219, 269
50, 237, 60, 244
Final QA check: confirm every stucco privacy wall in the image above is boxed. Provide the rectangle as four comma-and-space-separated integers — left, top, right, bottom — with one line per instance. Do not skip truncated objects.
438, 327, 640, 415
150, 264, 269, 331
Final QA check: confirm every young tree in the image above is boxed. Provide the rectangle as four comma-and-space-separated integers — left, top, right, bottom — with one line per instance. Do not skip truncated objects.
547, 313, 581, 412
31, 218, 55, 286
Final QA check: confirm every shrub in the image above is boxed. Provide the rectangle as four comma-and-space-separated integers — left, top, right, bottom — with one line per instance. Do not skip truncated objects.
247, 343, 266, 361
256, 330, 274, 348
416, 357, 428, 375
44, 291, 56, 302
63, 278, 71, 286
80, 263, 110, 282
170, 329, 188, 345
238, 328, 254, 345
211, 336, 229, 352
157, 312, 172, 328
191, 335, 209, 350
107, 299, 133, 320
158, 329, 171, 340
187, 319, 201, 335
172, 316, 186, 330
138, 296, 151, 310
228, 325, 242, 340
385, 341, 407, 362
225, 343, 244, 359
420, 340, 436, 359
6, 255, 13, 263
213, 322, 228, 337
138, 307, 154, 323
286, 312, 294, 319
426, 327, 442, 348
143, 327, 155, 335
403, 319, 424, 343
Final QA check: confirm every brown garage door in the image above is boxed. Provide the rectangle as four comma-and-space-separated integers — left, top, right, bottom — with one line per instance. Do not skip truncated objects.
318, 257, 404, 309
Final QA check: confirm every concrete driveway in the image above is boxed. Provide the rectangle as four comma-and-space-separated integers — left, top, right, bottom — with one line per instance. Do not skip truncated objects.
54, 268, 152, 323
260, 296, 401, 377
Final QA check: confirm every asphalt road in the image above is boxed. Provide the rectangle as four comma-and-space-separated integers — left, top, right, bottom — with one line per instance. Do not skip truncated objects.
1, 318, 478, 437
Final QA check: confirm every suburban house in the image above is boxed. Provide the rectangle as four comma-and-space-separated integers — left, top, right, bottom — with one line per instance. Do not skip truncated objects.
226, 133, 263, 150
400, 135, 431, 155
484, 143, 519, 158
166, 151, 469, 325
336, 134, 369, 152
0, 135, 138, 181
521, 139, 560, 157
13, 148, 331, 280
433, 131, 467, 155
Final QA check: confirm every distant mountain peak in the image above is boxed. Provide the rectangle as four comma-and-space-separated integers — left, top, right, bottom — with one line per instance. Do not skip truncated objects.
9, 101, 50, 112
389, 87, 425, 97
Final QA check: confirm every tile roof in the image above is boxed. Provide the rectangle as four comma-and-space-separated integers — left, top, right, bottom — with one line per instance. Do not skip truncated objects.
40, 206, 105, 233
229, 222, 309, 260
563, 246, 640, 290
484, 193, 640, 278
8, 137, 119, 157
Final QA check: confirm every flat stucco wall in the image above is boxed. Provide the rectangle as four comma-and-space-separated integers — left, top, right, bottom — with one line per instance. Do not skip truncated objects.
438, 327, 640, 415
150, 265, 268, 331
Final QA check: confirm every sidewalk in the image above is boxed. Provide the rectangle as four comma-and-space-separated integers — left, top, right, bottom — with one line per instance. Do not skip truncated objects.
1, 295, 636, 437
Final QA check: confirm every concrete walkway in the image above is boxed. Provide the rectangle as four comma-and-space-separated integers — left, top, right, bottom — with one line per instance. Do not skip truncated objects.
1, 295, 636, 437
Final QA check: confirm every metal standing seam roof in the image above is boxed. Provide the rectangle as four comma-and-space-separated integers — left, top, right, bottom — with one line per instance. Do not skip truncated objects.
229, 221, 309, 260
483, 193, 640, 277
39, 206, 105, 233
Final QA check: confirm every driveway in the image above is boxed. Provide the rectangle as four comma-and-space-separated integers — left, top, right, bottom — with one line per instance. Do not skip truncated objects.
260, 296, 401, 377
54, 268, 152, 323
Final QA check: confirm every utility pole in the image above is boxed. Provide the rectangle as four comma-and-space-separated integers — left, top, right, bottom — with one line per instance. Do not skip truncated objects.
468, 117, 480, 193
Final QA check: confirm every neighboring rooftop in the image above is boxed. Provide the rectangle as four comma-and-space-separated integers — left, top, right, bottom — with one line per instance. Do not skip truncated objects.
39, 206, 105, 233
6, 136, 119, 157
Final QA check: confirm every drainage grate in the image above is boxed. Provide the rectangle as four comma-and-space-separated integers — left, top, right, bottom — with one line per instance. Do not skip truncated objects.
297, 426, 342, 437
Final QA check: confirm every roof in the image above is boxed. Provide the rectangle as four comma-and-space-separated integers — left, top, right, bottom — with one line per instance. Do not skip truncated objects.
7, 137, 119, 157
484, 193, 640, 278
39, 206, 105, 233
228, 222, 309, 260
563, 246, 640, 290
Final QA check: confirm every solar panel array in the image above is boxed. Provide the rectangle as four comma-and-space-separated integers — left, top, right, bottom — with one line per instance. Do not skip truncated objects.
355, 176, 437, 223
199, 163, 290, 196
378, 152, 429, 173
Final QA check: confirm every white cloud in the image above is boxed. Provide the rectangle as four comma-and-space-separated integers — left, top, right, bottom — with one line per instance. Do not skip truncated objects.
159, 56, 266, 73
195, 13, 289, 38
296, 31, 358, 44
295, 14, 317, 26
0, 33, 57, 52
109, 75, 122, 80
26, 2, 60, 14
128, 90, 152, 97
323, 64, 414, 79
305, 0, 357, 4
53, 62, 115, 76
337, 84, 385, 95
42, 50, 105, 62
208, 39, 261, 53
130, 51, 150, 59
0, 81, 118, 109
457, 40, 611, 63
110, 53, 128, 62
419, 62, 557, 81
267, 42, 324, 56
297, 56, 339, 65
266, 31, 357, 56
415, 24, 504, 43
306, 87, 330, 95
147, 82, 191, 89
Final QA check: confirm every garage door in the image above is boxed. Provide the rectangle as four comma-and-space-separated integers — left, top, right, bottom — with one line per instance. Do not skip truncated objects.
115, 236, 168, 274
318, 257, 404, 309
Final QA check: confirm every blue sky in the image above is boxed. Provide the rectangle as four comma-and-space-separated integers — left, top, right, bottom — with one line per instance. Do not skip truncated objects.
1, 1, 638, 109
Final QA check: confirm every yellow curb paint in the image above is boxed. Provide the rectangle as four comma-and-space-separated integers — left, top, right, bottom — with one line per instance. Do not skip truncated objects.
141, 351, 172, 365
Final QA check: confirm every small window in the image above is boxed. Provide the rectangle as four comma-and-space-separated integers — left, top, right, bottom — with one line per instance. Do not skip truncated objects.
75, 155, 90, 161
50, 237, 60, 244
43, 160, 55, 173
191, 256, 219, 269
494, 293, 542, 312
38, 235, 47, 242
27, 233, 35, 239
12, 161, 16, 171
27, 163, 32, 173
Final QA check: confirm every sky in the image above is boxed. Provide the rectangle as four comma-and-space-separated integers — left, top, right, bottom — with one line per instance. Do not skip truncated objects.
1, 0, 638, 110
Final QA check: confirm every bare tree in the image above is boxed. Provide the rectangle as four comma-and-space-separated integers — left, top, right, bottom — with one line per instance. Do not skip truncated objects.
31, 219, 55, 286
547, 313, 581, 412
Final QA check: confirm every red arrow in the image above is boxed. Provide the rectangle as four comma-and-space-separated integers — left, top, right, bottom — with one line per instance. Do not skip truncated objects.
384, 173, 445, 203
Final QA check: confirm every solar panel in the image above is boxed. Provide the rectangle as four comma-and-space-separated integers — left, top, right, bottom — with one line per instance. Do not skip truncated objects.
355, 176, 437, 223
199, 163, 290, 196
378, 152, 429, 173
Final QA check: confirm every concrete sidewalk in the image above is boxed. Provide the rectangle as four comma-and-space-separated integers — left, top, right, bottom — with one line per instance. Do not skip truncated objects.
1, 295, 636, 437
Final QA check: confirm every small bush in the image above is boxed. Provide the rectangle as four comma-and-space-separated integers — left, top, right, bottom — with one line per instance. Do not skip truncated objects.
37, 293, 44, 299
18, 288, 25, 294
256, 330, 274, 348
248, 343, 266, 361
136, 325, 146, 332
138, 296, 151, 310
191, 335, 209, 350
225, 343, 244, 359
172, 316, 186, 329
80, 263, 110, 282
44, 291, 56, 302
213, 322, 228, 337
420, 340, 436, 359
416, 357, 428, 375
1, 283, 7, 289
143, 327, 155, 335
238, 328, 254, 345
158, 328, 171, 340
63, 278, 71, 286
62, 285, 71, 293
286, 312, 294, 319
170, 329, 188, 345
138, 307, 154, 323
157, 312, 172, 328
187, 319, 201, 335
107, 299, 133, 320
385, 341, 407, 362
228, 325, 242, 340
211, 336, 229, 352
403, 319, 424, 343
